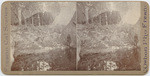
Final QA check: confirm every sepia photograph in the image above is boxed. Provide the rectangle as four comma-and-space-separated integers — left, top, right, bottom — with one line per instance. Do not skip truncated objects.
10, 2, 77, 71
77, 2, 141, 71
9, 1, 142, 71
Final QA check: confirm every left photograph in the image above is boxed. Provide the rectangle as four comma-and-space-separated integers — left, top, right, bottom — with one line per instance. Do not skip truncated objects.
10, 2, 76, 71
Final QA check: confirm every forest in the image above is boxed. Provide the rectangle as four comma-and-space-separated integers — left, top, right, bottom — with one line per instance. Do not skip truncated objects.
10, 2, 141, 71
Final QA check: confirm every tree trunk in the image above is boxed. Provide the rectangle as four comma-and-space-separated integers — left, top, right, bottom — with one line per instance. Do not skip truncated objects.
18, 8, 22, 25
85, 6, 89, 24
38, 13, 40, 26
31, 17, 33, 25
24, 18, 26, 25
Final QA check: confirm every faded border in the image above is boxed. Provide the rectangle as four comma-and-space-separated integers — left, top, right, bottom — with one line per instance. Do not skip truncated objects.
1, 1, 149, 75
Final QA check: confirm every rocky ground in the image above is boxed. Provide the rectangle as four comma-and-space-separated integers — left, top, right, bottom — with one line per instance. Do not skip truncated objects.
78, 47, 140, 71
11, 47, 76, 71
11, 21, 141, 71
11, 7, 141, 71
11, 24, 76, 71
77, 22, 141, 71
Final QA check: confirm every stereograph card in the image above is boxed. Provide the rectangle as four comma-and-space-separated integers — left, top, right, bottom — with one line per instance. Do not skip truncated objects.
1, 1, 149, 75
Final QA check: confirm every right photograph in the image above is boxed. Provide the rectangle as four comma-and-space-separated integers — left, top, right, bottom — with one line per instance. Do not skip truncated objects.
77, 2, 141, 71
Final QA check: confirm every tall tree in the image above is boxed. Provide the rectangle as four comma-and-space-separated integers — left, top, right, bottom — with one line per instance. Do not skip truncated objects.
18, 2, 26, 25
